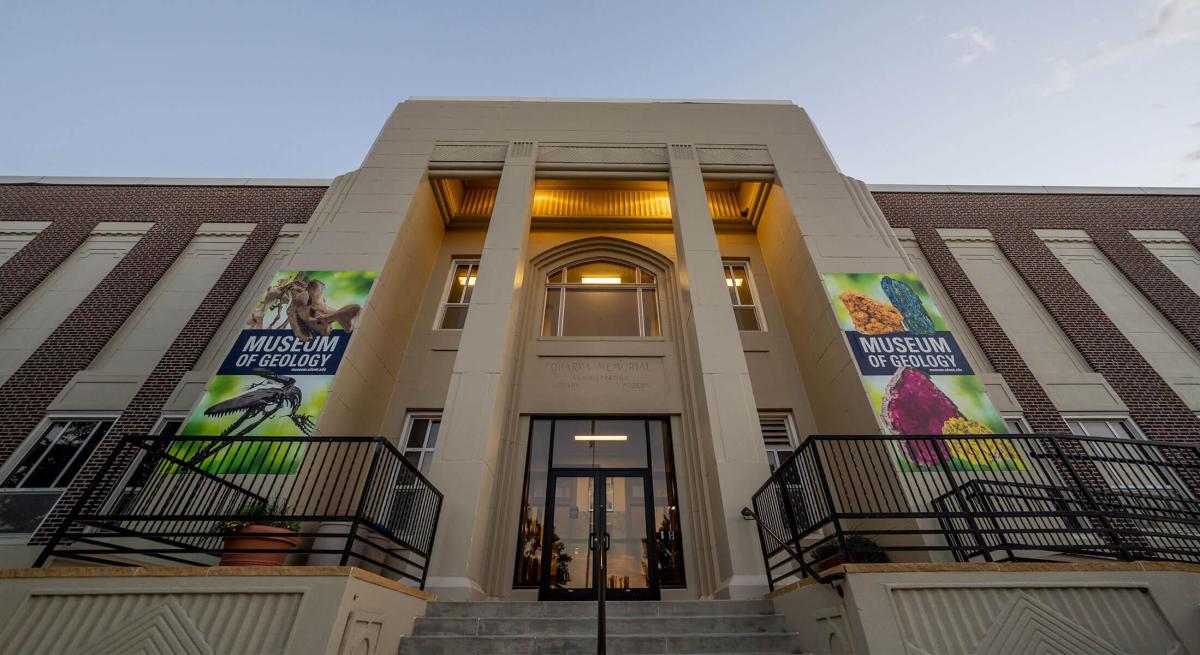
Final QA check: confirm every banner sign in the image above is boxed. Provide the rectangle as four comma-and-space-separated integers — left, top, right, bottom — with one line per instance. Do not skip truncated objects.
822, 272, 1022, 472
176, 270, 377, 473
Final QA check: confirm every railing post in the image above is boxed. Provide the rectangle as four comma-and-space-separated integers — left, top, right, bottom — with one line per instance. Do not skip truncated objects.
1046, 435, 1133, 561
342, 440, 383, 567
809, 439, 849, 567
419, 491, 443, 591
777, 462, 804, 572
934, 438, 993, 562
34, 435, 134, 567
749, 497, 776, 591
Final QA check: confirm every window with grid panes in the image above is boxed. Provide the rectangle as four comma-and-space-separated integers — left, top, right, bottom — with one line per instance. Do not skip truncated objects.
1003, 416, 1031, 434
1065, 418, 1181, 494
0, 419, 113, 534
438, 259, 479, 329
760, 413, 798, 473
1066, 417, 1197, 535
723, 260, 763, 331
541, 259, 660, 337
401, 416, 440, 474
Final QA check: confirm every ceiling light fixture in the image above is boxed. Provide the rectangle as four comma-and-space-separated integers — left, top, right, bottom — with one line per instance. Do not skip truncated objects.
574, 435, 628, 441
581, 277, 622, 284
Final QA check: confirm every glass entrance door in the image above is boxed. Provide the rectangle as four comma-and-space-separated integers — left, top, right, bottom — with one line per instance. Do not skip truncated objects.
539, 470, 658, 601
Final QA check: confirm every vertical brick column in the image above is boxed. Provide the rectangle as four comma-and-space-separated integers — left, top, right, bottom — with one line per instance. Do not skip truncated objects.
995, 230, 1200, 443
0, 221, 199, 463
0, 219, 96, 320
911, 228, 1069, 434
32, 222, 284, 542
1090, 228, 1200, 353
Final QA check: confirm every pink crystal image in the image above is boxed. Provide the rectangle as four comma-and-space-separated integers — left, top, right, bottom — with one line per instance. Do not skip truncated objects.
900, 438, 951, 466
880, 368, 961, 435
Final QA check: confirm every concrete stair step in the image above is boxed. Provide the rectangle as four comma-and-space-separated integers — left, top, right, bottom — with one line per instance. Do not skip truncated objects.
424, 599, 776, 618
412, 613, 787, 636
396, 632, 801, 654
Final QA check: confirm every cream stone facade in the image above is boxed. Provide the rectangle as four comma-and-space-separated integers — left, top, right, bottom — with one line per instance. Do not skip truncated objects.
286, 99, 923, 601
2, 99, 1199, 654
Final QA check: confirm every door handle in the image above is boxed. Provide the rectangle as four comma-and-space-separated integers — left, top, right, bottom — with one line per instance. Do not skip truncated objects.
603, 533, 611, 551
589, 533, 598, 552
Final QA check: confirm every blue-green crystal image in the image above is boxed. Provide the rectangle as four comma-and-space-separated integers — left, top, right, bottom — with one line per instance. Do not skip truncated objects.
882, 276, 934, 335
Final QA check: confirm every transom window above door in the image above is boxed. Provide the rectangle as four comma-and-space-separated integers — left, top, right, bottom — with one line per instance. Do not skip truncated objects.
541, 259, 660, 337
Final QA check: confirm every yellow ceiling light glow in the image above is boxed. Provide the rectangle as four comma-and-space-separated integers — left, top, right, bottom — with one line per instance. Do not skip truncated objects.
458, 275, 477, 286
581, 277, 622, 284
574, 435, 629, 441
725, 278, 744, 287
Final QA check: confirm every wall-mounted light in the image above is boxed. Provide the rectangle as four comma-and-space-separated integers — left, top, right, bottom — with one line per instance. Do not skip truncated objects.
581, 277, 622, 285
574, 435, 628, 441
458, 275, 477, 286
725, 278, 743, 287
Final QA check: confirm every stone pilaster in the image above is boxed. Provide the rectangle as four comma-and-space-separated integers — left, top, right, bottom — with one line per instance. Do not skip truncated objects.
668, 144, 770, 598
425, 142, 537, 598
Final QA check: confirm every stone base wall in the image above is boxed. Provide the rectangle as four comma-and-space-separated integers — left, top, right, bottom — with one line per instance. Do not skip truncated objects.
769, 562, 1200, 655
0, 566, 430, 655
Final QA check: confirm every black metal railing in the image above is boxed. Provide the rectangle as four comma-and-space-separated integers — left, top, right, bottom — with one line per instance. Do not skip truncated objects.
748, 433, 1200, 591
36, 435, 444, 589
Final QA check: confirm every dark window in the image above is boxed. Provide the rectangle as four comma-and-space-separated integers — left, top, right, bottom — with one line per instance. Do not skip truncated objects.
438, 259, 479, 330
760, 413, 797, 473
0, 420, 112, 535
723, 261, 763, 331
401, 416, 440, 474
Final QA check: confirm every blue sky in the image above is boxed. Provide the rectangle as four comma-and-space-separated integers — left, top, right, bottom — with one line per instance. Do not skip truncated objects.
2, 0, 1198, 186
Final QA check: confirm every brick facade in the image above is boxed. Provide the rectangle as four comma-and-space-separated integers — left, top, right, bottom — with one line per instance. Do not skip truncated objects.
908, 227, 1071, 435
0, 184, 323, 540
875, 192, 1200, 445
33, 222, 286, 542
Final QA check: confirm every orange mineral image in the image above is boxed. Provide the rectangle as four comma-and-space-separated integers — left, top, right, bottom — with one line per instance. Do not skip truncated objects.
838, 291, 904, 334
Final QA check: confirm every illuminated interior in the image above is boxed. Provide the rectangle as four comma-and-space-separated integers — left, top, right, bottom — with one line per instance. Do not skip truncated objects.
431, 178, 770, 230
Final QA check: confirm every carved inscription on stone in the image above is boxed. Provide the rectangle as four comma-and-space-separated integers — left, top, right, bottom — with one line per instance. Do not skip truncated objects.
540, 357, 663, 393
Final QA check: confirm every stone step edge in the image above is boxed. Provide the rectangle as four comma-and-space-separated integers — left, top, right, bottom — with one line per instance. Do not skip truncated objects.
416, 614, 787, 620
398, 628, 801, 633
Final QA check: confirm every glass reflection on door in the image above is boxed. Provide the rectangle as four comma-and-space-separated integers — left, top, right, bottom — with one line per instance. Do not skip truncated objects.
604, 475, 650, 592
547, 476, 593, 591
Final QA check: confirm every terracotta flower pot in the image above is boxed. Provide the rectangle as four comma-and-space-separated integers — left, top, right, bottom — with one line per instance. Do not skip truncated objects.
220, 524, 299, 567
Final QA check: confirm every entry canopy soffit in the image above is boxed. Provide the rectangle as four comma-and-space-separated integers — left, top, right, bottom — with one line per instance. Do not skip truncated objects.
431, 177, 771, 232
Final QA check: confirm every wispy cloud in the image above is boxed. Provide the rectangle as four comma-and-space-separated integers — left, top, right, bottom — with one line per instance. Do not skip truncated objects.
945, 27, 996, 66
1042, 0, 1200, 96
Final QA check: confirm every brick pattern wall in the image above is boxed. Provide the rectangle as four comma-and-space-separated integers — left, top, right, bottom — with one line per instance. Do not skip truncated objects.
33, 222, 285, 542
0, 220, 95, 321
1090, 227, 1200, 353
908, 227, 1070, 434
875, 192, 1200, 445
0, 220, 199, 463
0, 184, 323, 541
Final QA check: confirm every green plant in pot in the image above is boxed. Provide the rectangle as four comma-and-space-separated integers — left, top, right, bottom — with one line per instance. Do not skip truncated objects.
808, 536, 888, 572
219, 499, 301, 567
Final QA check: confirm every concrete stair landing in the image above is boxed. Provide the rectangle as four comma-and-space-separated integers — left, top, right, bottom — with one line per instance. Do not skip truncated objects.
399, 599, 803, 654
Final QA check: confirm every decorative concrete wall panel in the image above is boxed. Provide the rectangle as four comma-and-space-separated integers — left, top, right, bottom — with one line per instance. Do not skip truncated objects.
0, 590, 302, 654
0, 232, 145, 385
537, 144, 667, 165
1048, 238, 1200, 411
0, 569, 431, 655
889, 585, 1183, 655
